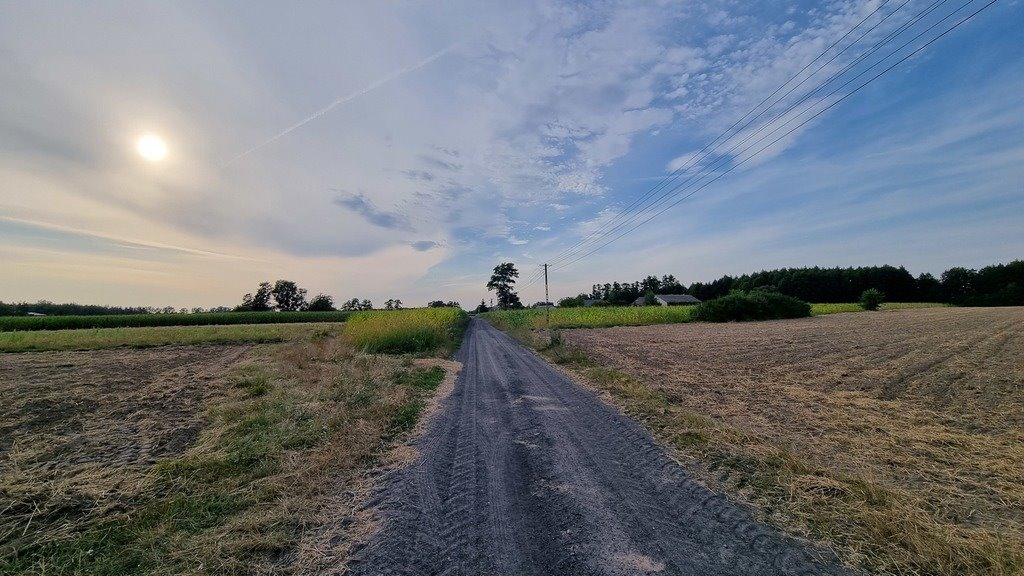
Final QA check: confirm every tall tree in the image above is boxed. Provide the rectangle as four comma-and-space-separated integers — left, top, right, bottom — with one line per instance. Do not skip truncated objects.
306, 294, 335, 311
242, 282, 274, 311
272, 280, 307, 311
487, 263, 523, 310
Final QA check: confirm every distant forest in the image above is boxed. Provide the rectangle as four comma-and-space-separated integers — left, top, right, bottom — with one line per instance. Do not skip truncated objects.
3, 261, 1021, 316
578, 261, 1024, 307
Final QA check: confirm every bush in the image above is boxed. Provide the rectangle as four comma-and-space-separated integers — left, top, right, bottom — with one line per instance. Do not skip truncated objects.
690, 291, 811, 322
859, 288, 886, 311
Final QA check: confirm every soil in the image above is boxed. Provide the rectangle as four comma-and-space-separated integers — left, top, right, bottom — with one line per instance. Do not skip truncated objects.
0, 345, 255, 549
348, 319, 853, 575
562, 307, 1024, 540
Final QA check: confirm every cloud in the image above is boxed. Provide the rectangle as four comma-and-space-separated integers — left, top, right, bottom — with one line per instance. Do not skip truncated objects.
333, 192, 407, 230
2, 1, 1020, 309
410, 240, 441, 251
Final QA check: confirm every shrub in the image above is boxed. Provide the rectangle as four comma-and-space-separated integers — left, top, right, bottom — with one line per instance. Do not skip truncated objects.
859, 288, 886, 311
690, 291, 811, 322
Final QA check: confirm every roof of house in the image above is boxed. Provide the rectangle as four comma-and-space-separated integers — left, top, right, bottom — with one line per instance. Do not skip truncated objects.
657, 294, 701, 304
632, 293, 702, 305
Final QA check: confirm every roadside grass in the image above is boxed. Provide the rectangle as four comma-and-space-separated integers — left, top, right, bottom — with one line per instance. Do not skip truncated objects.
527, 332, 1022, 576
0, 323, 345, 352
811, 302, 949, 315
344, 308, 468, 355
481, 305, 694, 331
0, 310, 350, 332
1, 335, 454, 575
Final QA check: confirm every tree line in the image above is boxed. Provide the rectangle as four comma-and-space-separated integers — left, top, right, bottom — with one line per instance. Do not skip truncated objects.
1, 278, 463, 316
562, 261, 1023, 306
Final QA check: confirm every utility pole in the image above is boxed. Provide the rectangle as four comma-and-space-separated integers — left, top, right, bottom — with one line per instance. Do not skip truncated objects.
543, 263, 550, 327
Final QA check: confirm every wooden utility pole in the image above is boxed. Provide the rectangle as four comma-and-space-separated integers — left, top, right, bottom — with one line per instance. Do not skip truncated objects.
543, 263, 550, 326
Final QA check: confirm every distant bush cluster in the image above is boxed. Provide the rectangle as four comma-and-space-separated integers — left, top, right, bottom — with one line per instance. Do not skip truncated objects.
690, 291, 812, 322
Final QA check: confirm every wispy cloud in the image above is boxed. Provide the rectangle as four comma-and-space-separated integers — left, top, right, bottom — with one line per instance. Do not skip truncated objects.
225, 39, 466, 166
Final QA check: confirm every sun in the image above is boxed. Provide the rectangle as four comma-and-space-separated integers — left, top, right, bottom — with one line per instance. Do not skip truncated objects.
136, 134, 167, 161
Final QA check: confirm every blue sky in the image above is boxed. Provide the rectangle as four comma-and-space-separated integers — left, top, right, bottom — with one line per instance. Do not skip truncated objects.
2, 0, 1021, 308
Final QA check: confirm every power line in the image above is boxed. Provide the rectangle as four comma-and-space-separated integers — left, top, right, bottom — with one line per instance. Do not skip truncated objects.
544, 0, 900, 266
547, 0, 956, 269
552, 0, 960, 267
551, 0, 998, 273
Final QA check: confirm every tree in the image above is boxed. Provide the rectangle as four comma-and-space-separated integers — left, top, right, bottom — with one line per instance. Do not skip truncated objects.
341, 298, 361, 311
272, 280, 307, 312
475, 299, 488, 313
486, 262, 523, 309
385, 299, 396, 310
360, 299, 373, 311
643, 289, 657, 306
860, 288, 885, 311
428, 300, 446, 308
242, 282, 273, 311
306, 294, 335, 311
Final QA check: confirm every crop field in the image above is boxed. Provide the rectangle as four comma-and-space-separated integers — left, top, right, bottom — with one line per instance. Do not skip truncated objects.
557, 307, 1023, 575
481, 305, 694, 330
0, 310, 464, 574
810, 301, 948, 315
345, 307, 467, 354
0, 310, 350, 332
0, 322, 345, 352
482, 301, 949, 332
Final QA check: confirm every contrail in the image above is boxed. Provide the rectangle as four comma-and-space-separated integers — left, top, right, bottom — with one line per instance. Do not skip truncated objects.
225, 40, 464, 166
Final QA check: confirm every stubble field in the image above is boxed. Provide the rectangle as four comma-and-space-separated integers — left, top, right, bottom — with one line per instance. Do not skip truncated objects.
562, 307, 1023, 575
1, 310, 464, 575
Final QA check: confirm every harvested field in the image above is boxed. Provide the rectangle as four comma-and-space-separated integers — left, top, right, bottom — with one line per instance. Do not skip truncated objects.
0, 346, 253, 569
1, 334, 459, 574
561, 307, 1024, 575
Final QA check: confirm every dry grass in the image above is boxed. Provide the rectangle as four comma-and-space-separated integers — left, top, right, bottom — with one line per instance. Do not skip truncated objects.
548, 307, 1024, 575
1, 333, 457, 575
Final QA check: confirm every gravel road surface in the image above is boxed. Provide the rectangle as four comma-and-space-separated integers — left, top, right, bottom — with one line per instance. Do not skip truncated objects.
349, 318, 853, 575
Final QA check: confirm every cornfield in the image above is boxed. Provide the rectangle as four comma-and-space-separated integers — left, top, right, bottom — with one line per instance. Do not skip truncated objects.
344, 308, 467, 354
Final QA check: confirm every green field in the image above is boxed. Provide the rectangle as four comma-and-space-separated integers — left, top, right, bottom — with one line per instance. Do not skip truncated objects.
483, 302, 953, 331
481, 305, 695, 331
811, 302, 949, 315
0, 310, 350, 332
345, 307, 468, 354
0, 323, 344, 352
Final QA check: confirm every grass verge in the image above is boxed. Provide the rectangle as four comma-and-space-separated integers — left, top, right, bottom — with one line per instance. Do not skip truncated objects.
1, 336, 452, 575
523, 331, 1021, 576
0, 323, 344, 352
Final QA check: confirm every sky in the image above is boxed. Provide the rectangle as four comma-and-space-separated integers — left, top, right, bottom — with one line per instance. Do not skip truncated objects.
2, 0, 1022, 309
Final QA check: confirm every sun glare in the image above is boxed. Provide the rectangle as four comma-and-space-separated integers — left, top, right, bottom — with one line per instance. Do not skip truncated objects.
136, 134, 167, 161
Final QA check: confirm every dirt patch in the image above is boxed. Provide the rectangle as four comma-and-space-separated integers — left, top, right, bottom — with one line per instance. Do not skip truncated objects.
562, 307, 1024, 574
0, 345, 254, 557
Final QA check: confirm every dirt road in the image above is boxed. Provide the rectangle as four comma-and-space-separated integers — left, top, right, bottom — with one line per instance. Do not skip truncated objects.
349, 319, 851, 575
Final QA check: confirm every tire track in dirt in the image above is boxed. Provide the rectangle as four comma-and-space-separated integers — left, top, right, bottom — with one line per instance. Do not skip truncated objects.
348, 319, 854, 575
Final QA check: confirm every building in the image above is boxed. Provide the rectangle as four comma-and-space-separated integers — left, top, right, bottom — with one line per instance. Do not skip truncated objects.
631, 294, 702, 306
